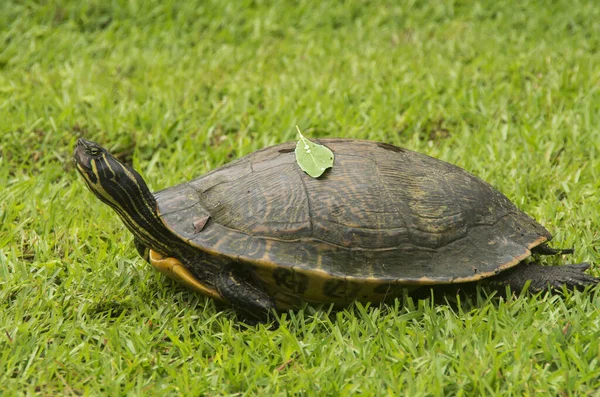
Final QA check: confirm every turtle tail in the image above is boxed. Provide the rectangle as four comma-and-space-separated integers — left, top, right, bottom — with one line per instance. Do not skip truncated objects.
531, 243, 574, 256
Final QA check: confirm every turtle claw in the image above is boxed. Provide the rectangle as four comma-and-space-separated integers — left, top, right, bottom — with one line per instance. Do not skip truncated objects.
556, 263, 599, 291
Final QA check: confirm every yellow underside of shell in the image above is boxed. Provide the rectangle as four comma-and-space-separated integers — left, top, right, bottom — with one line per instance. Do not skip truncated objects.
148, 250, 223, 302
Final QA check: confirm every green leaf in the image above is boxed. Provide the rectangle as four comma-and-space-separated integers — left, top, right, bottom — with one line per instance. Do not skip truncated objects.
295, 127, 334, 178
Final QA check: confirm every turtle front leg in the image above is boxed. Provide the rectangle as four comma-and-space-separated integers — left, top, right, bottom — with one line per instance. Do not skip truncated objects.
215, 264, 276, 321
487, 262, 599, 292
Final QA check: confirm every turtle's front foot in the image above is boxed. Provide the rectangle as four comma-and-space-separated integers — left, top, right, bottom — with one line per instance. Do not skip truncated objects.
488, 262, 599, 292
216, 265, 276, 322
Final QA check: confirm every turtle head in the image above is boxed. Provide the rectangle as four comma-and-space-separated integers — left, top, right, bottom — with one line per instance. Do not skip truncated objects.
73, 138, 182, 255
73, 138, 155, 211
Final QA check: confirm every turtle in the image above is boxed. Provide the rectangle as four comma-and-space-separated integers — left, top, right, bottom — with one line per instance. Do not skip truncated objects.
73, 137, 598, 318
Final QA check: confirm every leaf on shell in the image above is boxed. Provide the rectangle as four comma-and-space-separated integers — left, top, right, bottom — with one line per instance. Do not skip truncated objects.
294, 127, 334, 178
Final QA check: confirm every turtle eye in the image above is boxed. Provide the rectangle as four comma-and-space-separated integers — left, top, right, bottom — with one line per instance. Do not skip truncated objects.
87, 147, 101, 157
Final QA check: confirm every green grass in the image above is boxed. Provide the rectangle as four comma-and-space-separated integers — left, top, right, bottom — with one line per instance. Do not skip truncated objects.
2, 0, 600, 395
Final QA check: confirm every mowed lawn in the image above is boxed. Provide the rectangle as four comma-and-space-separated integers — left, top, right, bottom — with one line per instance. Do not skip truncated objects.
2, 0, 600, 395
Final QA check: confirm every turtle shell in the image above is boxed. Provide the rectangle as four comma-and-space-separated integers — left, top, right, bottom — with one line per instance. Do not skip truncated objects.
155, 139, 550, 307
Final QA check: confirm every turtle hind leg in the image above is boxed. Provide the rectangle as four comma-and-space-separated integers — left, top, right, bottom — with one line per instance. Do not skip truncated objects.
531, 243, 574, 256
216, 265, 276, 323
486, 262, 599, 292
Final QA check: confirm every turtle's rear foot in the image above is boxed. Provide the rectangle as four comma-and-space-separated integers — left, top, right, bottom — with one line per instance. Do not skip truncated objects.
488, 262, 599, 292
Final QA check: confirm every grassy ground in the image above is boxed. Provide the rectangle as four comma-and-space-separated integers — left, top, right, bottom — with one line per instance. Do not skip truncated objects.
2, 0, 600, 395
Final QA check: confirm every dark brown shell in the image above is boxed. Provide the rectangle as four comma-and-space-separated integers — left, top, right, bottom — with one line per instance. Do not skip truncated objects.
156, 139, 550, 306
